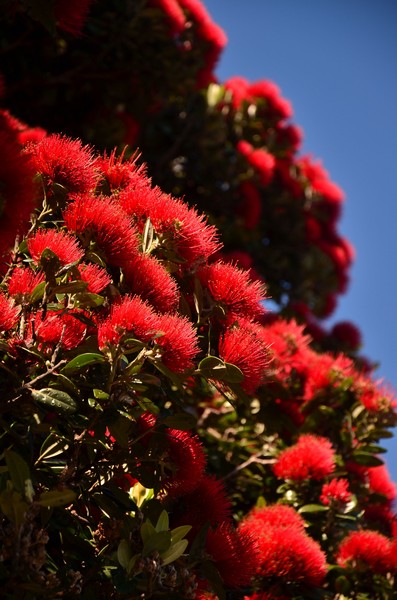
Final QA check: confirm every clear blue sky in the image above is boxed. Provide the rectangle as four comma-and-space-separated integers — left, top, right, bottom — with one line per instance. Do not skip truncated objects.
205, 0, 397, 477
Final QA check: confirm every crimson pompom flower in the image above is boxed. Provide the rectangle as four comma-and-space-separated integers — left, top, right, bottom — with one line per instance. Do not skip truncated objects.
367, 465, 397, 503
26, 134, 98, 196
172, 475, 232, 532
97, 149, 143, 195
240, 505, 327, 587
161, 428, 206, 497
156, 313, 199, 373
331, 320, 362, 350
33, 310, 87, 350
356, 377, 396, 412
205, 523, 258, 588
237, 141, 275, 187
118, 184, 220, 267
77, 263, 111, 294
123, 254, 179, 313
97, 296, 159, 350
0, 111, 35, 263
224, 76, 250, 108
63, 194, 139, 268
197, 261, 266, 321
0, 294, 20, 332
237, 181, 262, 230
273, 434, 336, 481
247, 80, 293, 120
320, 478, 352, 506
27, 229, 84, 267
337, 530, 392, 574
54, 0, 94, 35
149, 0, 187, 35
219, 321, 270, 393
8, 268, 45, 303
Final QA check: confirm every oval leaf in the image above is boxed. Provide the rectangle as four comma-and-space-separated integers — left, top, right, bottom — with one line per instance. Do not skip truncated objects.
37, 489, 76, 507
5, 450, 31, 495
31, 388, 77, 414
62, 353, 106, 374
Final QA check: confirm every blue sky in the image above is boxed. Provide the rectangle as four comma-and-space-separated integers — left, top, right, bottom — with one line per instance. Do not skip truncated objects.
205, 1, 397, 477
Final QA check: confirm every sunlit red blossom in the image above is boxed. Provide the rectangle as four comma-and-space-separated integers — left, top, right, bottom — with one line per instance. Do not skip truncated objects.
63, 194, 139, 268
337, 530, 392, 574
240, 506, 327, 587
303, 351, 355, 402
0, 112, 35, 263
8, 268, 45, 303
247, 80, 293, 120
275, 123, 303, 153
367, 465, 397, 503
119, 185, 220, 267
123, 254, 179, 313
224, 76, 250, 108
273, 434, 336, 481
237, 141, 275, 187
219, 322, 270, 393
0, 109, 46, 146
172, 475, 232, 532
197, 262, 266, 321
320, 478, 352, 506
77, 263, 111, 294
33, 310, 87, 350
356, 377, 396, 412
97, 149, 143, 195
97, 296, 159, 349
149, 0, 187, 34
156, 313, 199, 373
331, 320, 362, 350
27, 229, 84, 267
237, 181, 262, 230
364, 504, 396, 537
54, 0, 94, 35
26, 134, 99, 196
0, 294, 20, 332
299, 155, 344, 219
162, 428, 206, 496
205, 523, 258, 588
244, 505, 306, 533
260, 318, 311, 363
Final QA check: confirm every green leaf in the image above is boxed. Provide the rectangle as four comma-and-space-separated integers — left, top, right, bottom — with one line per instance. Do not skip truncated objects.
171, 525, 192, 544
198, 356, 244, 383
298, 504, 329, 514
163, 412, 197, 431
30, 281, 46, 303
351, 451, 384, 467
117, 539, 132, 570
198, 355, 224, 373
31, 388, 77, 414
108, 415, 133, 449
5, 450, 31, 495
54, 281, 88, 295
200, 560, 225, 600
37, 434, 68, 463
37, 488, 76, 507
155, 510, 169, 532
74, 292, 105, 308
142, 218, 154, 254
61, 352, 106, 375
142, 531, 171, 557
140, 519, 156, 544
161, 539, 189, 566
0, 488, 28, 528
152, 361, 184, 390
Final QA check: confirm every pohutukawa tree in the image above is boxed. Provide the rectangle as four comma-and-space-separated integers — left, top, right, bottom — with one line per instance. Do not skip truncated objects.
0, 2, 396, 599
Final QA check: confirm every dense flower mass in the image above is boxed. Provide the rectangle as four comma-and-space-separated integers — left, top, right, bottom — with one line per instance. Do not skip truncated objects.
273, 434, 336, 481
336, 530, 393, 574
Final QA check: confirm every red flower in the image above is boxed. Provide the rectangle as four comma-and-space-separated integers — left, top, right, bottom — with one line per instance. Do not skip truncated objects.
8, 268, 45, 303
27, 229, 84, 267
26, 134, 98, 196
33, 310, 87, 350
119, 183, 220, 267
273, 434, 336, 481
63, 194, 139, 268
54, 0, 94, 36
123, 253, 179, 313
97, 149, 143, 195
337, 530, 392, 574
162, 428, 206, 496
237, 141, 275, 186
0, 111, 35, 264
320, 478, 352, 506
248, 80, 293, 120
97, 296, 159, 350
367, 465, 397, 503
237, 181, 262, 230
149, 0, 187, 35
0, 294, 20, 332
205, 523, 258, 587
240, 505, 327, 587
331, 320, 362, 350
156, 313, 199, 373
197, 262, 266, 321
172, 475, 232, 532
77, 263, 111, 294
219, 321, 270, 393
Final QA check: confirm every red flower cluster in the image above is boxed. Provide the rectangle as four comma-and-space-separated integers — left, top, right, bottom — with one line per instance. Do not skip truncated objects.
273, 434, 336, 481
337, 530, 394, 574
